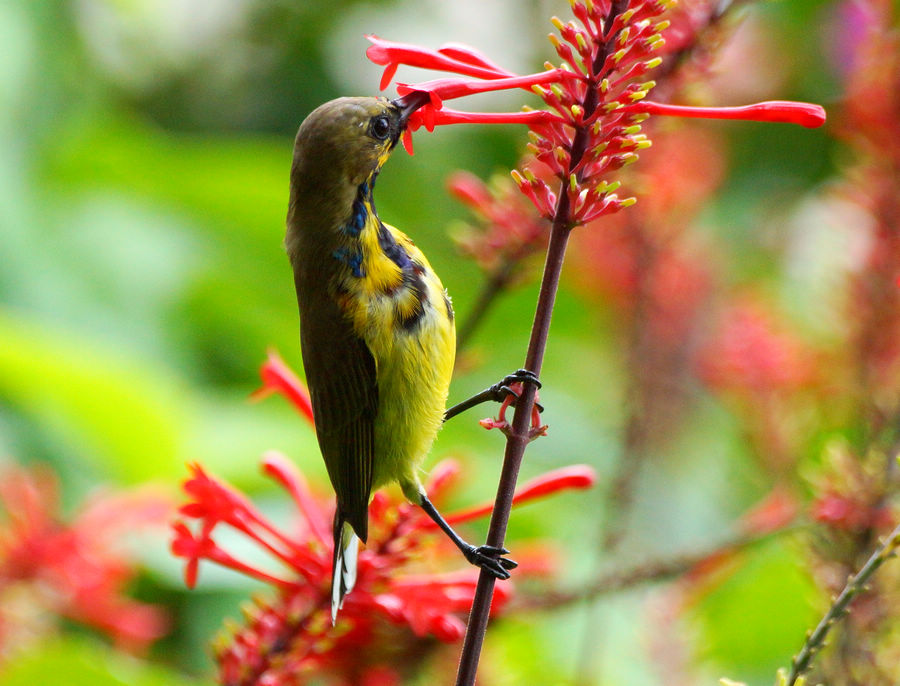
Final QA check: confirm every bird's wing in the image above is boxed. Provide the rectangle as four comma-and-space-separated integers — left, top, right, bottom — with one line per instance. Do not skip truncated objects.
298, 292, 377, 542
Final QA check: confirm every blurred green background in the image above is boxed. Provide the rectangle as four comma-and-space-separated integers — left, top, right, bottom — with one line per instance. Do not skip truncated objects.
0, 0, 847, 684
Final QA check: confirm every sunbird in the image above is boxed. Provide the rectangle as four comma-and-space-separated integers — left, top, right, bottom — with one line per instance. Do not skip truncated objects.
286, 94, 535, 619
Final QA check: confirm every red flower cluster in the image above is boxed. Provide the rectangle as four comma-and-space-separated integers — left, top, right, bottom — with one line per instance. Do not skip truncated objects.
694, 298, 821, 470
0, 462, 170, 655
697, 298, 818, 397
447, 170, 550, 276
172, 352, 595, 685
172, 454, 594, 685
366, 1, 824, 226
699, 299, 815, 397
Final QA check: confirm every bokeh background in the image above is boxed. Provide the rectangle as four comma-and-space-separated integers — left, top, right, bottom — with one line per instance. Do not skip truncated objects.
3, 0, 895, 684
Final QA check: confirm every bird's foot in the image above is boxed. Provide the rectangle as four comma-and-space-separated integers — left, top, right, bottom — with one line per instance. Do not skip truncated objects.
462, 544, 518, 580
444, 369, 544, 424
488, 369, 543, 412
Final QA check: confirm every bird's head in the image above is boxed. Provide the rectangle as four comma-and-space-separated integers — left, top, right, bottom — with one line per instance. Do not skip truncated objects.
291, 93, 430, 190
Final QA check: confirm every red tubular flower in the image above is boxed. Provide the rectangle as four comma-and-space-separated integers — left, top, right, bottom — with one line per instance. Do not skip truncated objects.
366, 2, 824, 223
252, 349, 315, 426
448, 170, 551, 275
628, 100, 826, 128
171, 454, 595, 685
437, 465, 596, 526
0, 462, 171, 655
366, 35, 514, 89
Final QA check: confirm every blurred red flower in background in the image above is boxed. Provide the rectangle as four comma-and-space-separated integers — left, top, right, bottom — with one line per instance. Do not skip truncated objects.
0, 462, 170, 658
447, 170, 550, 277
172, 353, 595, 685
697, 297, 818, 397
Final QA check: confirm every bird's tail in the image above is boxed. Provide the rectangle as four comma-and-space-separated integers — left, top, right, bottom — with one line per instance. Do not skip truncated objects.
331, 511, 359, 623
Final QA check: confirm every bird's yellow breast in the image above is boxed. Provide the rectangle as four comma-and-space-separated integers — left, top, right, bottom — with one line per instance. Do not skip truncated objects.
333, 215, 456, 498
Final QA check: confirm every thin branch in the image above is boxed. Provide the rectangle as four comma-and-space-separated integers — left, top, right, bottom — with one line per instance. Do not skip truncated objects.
454, 190, 573, 686
454, 2, 630, 682
518, 530, 780, 612
786, 520, 900, 685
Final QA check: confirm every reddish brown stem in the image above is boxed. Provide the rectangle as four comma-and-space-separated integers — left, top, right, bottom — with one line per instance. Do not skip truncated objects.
453, 5, 629, 683
454, 192, 573, 686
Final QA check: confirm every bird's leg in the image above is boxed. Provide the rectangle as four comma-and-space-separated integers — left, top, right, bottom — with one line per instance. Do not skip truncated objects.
418, 494, 517, 579
443, 369, 542, 422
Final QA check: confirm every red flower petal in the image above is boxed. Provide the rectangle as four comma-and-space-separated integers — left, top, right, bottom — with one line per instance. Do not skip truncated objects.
629, 100, 827, 129
251, 349, 315, 425
366, 35, 508, 82
261, 451, 329, 544
435, 464, 597, 526
512, 464, 596, 501
396, 69, 573, 102
437, 42, 513, 75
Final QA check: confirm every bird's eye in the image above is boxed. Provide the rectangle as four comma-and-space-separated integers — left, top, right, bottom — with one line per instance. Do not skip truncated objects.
370, 115, 391, 141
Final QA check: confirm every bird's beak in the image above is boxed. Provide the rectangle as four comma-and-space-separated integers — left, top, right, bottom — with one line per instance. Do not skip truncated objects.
392, 90, 432, 128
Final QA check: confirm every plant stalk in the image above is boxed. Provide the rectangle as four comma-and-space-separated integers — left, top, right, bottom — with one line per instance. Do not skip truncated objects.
454, 195, 573, 686
786, 521, 900, 685
454, 5, 628, 681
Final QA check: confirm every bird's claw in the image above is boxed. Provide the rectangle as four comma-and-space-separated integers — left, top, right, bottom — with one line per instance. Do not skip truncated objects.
463, 544, 518, 580
501, 369, 541, 390
490, 369, 543, 412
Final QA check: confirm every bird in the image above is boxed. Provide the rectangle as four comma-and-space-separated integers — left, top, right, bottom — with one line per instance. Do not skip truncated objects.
285, 94, 527, 620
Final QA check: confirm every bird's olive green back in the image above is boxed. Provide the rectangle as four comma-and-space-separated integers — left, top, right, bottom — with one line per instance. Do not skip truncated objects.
286, 97, 404, 541
295, 273, 377, 541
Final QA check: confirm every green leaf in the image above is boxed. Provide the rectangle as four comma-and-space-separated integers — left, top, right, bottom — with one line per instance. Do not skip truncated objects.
46, 115, 288, 254
0, 307, 189, 483
689, 539, 820, 682
0, 636, 209, 686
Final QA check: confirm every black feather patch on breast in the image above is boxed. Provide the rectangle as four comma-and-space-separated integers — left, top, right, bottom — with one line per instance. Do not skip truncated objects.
398, 265, 427, 330
376, 221, 412, 270
377, 222, 427, 330
342, 181, 369, 237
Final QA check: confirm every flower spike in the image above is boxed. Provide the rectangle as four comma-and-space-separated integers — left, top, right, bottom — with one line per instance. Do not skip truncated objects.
366, 5, 824, 222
